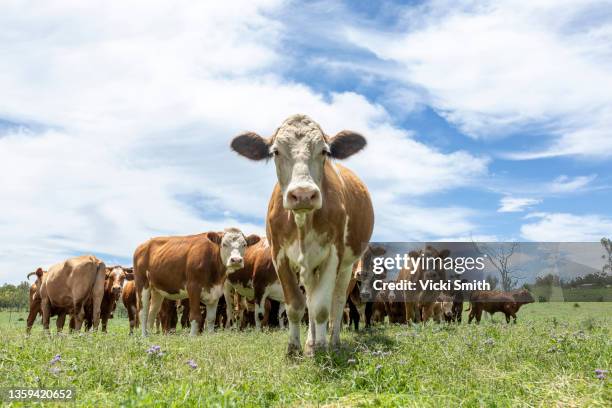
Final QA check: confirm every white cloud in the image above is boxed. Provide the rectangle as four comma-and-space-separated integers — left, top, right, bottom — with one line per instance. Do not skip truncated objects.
0, 1, 489, 283
548, 175, 597, 193
345, 0, 612, 158
498, 197, 541, 213
521, 212, 612, 241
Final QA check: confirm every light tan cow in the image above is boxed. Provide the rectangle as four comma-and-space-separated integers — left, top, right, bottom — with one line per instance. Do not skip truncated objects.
231, 114, 374, 356
133, 228, 260, 336
38, 255, 107, 332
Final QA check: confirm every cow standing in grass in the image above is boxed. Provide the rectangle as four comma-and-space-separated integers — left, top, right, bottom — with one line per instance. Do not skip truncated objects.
467, 289, 535, 323
231, 114, 374, 356
133, 228, 259, 336
38, 255, 107, 332
26, 268, 70, 334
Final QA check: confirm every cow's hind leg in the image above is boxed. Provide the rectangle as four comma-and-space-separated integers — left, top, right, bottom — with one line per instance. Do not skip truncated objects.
204, 298, 219, 332
56, 312, 67, 333
147, 290, 163, 333
139, 286, 151, 336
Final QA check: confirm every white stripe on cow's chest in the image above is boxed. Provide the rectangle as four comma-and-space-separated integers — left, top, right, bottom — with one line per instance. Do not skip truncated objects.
282, 230, 331, 282
200, 283, 223, 304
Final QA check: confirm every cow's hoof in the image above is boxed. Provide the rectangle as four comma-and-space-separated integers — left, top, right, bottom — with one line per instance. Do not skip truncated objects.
304, 341, 315, 357
286, 342, 302, 358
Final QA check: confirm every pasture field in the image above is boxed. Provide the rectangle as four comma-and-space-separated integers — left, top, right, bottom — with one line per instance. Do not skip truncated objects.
1, 303, 610, 407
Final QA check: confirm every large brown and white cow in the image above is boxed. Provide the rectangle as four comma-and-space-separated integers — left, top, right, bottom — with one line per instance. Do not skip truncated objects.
231, 114, 374, 355
224, 237, 285, 330
38, 255, 107, 332
133, 228, 259, 336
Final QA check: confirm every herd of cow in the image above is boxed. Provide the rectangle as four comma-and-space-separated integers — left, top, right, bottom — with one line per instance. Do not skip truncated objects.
23, 115, 535, 357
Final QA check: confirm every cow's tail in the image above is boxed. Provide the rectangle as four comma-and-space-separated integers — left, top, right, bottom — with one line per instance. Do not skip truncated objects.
27, 268, 44, 280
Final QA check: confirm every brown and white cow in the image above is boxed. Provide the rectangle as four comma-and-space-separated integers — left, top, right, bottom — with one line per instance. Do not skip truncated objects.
26, 268, 71, 333
122, 279, 139, 334
223, 237, 285, 330
133, 228, 260, 336
38, 255, 107, 332
79, 266, 133, 332
231, 114, 374, 355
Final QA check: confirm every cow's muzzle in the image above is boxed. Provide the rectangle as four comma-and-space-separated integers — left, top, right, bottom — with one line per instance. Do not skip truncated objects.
227, 257, 244, 269
285, 185, 321, 211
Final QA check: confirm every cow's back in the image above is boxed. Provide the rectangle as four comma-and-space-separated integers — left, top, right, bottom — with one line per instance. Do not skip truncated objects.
42, 256, 104, 308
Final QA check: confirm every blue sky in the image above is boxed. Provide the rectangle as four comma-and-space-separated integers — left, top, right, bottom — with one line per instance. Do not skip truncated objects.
0, 0, 611, 283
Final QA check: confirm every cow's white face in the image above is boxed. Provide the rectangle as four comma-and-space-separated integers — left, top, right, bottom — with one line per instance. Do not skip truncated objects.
207, 229, 260, 272
271, 119, 328, 211
230, 114, 367, 214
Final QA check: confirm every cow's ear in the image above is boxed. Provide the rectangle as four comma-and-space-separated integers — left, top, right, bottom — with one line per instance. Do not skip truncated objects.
245, 234, 261, 246
105, 268, 112, 278
439, 249, 451, 259
329, 130, 366, 159
231, 132, 271, 161
36, 267, 44, 278
125, 273, 134, 281
206, 231, 224, 245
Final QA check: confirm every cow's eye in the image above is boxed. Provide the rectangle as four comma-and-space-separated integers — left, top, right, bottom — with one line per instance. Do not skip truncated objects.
271, 149, 279, 157
322, 149, 331, 157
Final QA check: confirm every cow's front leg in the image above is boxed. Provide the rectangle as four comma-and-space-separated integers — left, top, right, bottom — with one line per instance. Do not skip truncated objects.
223, 282, 235, 329
186, 284, 203, 336
330, 255, 353, 350
278, 302, 286, 329
276, 258, 305, 356
254, 287, 267, 331
306, 248, 339, 355
204, 298, 219, 332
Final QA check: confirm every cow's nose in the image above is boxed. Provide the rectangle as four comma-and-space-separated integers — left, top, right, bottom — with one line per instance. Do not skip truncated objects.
287, 187, 319, 209
230, 257, 242, 264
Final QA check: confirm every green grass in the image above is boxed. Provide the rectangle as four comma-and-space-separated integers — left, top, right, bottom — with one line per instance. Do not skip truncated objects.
1, 303, 610, 407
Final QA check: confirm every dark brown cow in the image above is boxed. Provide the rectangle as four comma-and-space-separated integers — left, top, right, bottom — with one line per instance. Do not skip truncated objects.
134, 228, 259, 336
122, 279, 139, 334
157, 299, 179, 334
467, 289, 535, 323
39, 255, 106, 332
231, 114, 374, 356
26, 268, 70, 333
79, 266, 133, 332
224, 237, 285, 329
345, 245, 387, 330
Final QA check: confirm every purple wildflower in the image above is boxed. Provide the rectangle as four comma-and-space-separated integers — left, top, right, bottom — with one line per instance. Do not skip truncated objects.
146, 345, 162, 355
186, 359, 198, 369
595, 369, 608, 380
49, 354, 61, 365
